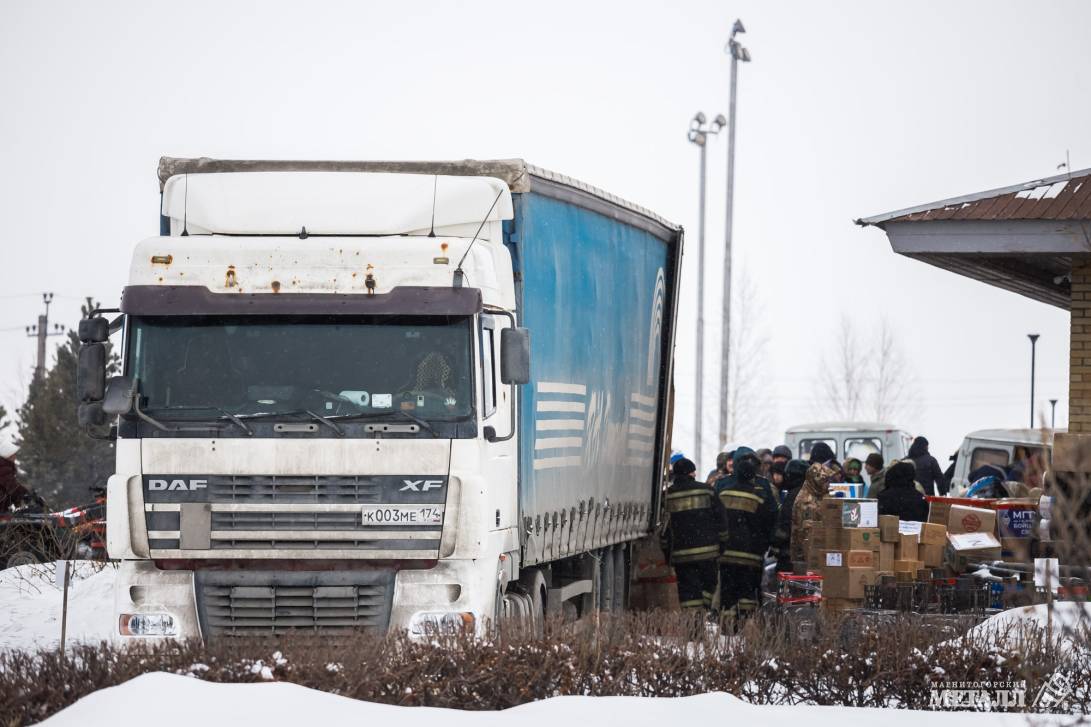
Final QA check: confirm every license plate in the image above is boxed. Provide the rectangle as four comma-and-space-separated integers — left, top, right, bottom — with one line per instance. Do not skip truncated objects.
360, 505, 444, 525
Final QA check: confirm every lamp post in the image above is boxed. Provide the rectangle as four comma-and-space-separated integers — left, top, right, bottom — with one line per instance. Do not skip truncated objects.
1028, 333, 1040, 428
719, 19, 751, 448
688, 112, 726, 467
1049, 398, 1058, 429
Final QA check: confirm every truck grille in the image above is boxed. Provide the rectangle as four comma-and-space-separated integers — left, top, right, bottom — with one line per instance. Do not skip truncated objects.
211, 511, 361, 530
208, 476, 384, 504
194, 570, 395, 636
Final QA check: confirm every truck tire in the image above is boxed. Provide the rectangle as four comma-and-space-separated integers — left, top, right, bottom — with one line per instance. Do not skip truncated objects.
611, 544, 628, 612
597, 547, 614, 611
518, 568, 548, 638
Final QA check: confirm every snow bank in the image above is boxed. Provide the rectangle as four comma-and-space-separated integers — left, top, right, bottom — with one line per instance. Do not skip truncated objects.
41, 672, 1072, 727
966, 602, 1091, 652
0, 561, 116, 652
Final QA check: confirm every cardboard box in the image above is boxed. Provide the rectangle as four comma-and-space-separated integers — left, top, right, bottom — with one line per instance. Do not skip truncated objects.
821, 498, 878, 528
947, 531, 1003, 570
928, 500, 950, 525
920, 522, 948, 547
846, 550, 875, 568
896, 533, 919, 561
823, 566, 878, 599
823, 550, 845, 568
879, 541, 895, 571
879, 515, 900, 542
894, 559, 923, 573
919, 543, 945, 567
948, 505, 997, 535
840, 528, 882, 551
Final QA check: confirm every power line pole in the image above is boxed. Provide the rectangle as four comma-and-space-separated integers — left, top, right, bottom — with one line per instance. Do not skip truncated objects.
719, 19, 750, 448
688, 112, 725, 467
25, 292, 65, 379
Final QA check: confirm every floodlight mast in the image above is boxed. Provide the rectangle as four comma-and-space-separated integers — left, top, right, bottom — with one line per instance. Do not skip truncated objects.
718, 19, 751, 449
688, 111, 725, 468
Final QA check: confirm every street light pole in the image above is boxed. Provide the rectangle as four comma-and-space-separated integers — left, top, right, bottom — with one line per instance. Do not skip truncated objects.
719, 19, 751, 449
1049, 398, 1058, 429
25, 292, 65, 379
1028, 333, 1040, 428
688, 113, 725, 467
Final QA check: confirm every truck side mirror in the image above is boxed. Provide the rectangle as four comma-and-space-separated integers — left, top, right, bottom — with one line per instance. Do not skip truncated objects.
500, 327, 531, 385
77, 343, 106, 402
78, 317, 110, 343
102, 376, 138, 416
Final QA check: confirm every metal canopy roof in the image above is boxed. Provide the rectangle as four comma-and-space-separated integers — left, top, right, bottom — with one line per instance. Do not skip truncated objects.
857, 168, 1091, 310
857, 167, 1091, 226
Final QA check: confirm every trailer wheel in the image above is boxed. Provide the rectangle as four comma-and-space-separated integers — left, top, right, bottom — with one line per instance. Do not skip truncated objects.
597, 547, 615, 610
611, 545, 628, 612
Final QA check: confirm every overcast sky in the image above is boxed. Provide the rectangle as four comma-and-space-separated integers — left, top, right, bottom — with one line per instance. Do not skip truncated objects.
1, 0, 1087, 469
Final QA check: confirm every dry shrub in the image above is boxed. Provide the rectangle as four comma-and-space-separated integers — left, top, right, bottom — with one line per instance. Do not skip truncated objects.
2, 608, 1087, 726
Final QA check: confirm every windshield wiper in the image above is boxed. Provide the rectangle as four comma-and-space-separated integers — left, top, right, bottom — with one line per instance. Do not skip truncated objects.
302, 409, 344, 437
331, 409, 437, 436
143, 405, 254, 436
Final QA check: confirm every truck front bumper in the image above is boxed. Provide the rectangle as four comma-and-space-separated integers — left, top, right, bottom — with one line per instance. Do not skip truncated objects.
113, 558, 500, 643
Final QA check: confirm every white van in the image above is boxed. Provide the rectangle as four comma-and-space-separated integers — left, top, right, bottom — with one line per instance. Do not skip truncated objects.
948, 428, 1057, 494
784, 422, 913, 464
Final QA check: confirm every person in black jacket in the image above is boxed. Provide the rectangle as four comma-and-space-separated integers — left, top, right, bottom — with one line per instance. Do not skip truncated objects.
877, 461, 929, 522
908, 436, 947, 495
714, 447, 779, 622
771, 459, 809, 572
661, 458, 724, 611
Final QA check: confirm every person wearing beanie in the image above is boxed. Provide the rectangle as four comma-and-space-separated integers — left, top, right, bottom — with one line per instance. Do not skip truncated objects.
661, 457, 725, 612
864, 453, 886, 497
908, 436, 947, 496
714, 446, 779, 623
877, 460, 929, 522
843, 458, 865, 484
771, 459, 810, 572
771, 445, 792, 465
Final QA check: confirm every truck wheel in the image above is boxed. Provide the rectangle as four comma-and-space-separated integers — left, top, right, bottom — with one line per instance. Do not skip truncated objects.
611, 545, 628, 612
5, 551, 39, 569
518, 568, 547, 638
597, 548, 615, 611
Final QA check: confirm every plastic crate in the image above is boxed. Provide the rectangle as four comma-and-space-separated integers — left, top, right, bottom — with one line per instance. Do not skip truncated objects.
777, 572, 822, 605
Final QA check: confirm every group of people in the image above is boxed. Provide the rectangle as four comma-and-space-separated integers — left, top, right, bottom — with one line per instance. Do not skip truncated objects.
660, 436, 949, 618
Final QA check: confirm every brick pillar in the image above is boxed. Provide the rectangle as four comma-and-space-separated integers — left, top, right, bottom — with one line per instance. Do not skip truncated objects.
1069, 260, 1091, 433
1051, 260, 1091, 568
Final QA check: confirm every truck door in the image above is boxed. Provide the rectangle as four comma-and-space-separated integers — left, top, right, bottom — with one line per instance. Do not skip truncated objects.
479, 313, 517, 535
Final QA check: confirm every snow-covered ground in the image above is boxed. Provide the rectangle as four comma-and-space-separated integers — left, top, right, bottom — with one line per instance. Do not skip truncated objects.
0, 561, 116, 651
39, 672, 1073, 727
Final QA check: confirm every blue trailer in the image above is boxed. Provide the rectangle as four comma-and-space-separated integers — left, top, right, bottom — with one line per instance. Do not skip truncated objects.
86, 158, 682, 639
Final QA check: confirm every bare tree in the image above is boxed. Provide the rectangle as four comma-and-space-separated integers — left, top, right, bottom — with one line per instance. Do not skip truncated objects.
872, 316, 916, 423
724, 267, 774, 446
814, 315, 919, 424
816, 316, 866, 420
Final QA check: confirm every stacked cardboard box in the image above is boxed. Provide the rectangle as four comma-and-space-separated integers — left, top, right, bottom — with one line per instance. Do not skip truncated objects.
947, 531, 1003, 571
818, 498, 881, 608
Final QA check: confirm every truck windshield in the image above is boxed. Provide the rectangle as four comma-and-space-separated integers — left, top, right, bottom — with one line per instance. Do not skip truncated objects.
127, 315, 474, 420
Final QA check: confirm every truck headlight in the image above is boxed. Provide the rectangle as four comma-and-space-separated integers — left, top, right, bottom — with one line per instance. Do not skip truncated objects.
119, 613, 177, 637
408, 611, 474, 636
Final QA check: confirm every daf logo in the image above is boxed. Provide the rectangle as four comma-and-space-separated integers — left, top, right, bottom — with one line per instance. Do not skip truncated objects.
148, 479, 208, 492
400, 479, 444, 492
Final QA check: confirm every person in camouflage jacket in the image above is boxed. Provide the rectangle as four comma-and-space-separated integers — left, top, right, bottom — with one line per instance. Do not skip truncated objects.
789, 463, 835, 567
